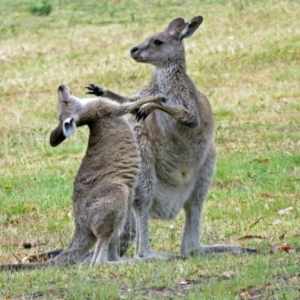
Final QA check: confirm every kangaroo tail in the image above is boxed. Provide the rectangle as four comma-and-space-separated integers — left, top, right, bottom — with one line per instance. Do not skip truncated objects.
0, 261, 53, 272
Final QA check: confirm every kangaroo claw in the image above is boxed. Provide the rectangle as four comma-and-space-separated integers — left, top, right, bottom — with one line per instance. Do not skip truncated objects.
85, 84, 104, 96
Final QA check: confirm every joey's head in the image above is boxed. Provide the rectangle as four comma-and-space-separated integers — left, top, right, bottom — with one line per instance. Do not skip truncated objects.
50, 84, 83, 147
130, 16, 203, 68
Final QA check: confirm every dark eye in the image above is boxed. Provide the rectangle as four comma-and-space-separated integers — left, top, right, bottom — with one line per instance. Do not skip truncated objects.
63, 100, 68, 106
153, 39, 164, 46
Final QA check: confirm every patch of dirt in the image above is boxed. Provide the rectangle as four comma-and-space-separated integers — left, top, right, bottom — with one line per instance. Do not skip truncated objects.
238, 274, 300, 300
276, 274, 300, 290
120, 275, 224, 298
239, 285, 277, 300
120, 273, 300, 299
2, 288, 67, 300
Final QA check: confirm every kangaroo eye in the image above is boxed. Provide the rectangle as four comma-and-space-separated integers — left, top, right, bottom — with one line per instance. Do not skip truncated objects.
153, 39, 164, 46
63, 100, 68, 106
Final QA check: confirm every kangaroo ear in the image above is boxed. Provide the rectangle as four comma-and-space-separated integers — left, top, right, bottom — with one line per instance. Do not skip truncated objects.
50, 118, 76, 147
167, 17, 186, 33
50, 124, 66, 147
62, 117, 76, 138
179, 16, 203, 40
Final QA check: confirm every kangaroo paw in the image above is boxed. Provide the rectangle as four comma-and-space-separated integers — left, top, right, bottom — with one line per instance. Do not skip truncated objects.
135, 103, 155, 122
85, 83, 105, 96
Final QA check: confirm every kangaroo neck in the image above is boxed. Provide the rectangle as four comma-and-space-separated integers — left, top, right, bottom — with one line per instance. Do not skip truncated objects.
87, 118, 111, 148
152, 61, 188, 93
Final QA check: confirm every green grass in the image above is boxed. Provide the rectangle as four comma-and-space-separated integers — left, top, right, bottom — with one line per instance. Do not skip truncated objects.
0, 0, 299, 299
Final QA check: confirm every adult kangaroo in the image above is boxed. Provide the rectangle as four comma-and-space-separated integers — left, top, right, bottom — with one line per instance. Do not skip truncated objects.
86, 16, 257, 259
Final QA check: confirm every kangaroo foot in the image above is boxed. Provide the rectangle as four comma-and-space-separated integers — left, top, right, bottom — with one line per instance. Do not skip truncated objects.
135, 250, 177, 260
186, 245, 259, 256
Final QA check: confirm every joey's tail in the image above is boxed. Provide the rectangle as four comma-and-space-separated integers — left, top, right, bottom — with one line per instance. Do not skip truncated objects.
0, 249, 83, 272
0, 248, 87, 272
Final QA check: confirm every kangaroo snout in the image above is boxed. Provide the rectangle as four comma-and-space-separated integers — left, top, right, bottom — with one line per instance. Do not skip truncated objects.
58, 84, 67, 92
131, 46, 143, 61
130, 46, 139, 55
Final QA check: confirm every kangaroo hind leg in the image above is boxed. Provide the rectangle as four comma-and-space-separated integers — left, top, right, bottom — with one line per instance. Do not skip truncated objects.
181, 146, 257, 256
53, 228, 96, 266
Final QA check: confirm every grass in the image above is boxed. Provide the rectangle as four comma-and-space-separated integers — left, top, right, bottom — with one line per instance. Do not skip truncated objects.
0, 0, 299, 299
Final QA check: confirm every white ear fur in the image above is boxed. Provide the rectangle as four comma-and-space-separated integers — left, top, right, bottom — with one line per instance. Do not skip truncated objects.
179, 16, 203, 40
62, 117, 76, 137
179, 26, 193, 40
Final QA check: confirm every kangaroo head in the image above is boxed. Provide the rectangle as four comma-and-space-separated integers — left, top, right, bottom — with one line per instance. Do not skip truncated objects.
50, 84, 82, 147
130, 16, 203, 67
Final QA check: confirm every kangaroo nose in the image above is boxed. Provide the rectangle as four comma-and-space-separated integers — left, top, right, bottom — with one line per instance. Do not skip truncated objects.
130, 46, 138, 54
58, 84, 66, 92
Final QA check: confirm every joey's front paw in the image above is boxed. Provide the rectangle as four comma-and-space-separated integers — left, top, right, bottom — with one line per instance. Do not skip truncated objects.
157, 96, 166, 104
149, 96, 166, 104
85, 84, 105, 96
136, 103, 156, 122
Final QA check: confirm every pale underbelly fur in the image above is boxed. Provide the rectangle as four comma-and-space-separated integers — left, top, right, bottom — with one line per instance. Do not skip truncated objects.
149, 168, 197, 220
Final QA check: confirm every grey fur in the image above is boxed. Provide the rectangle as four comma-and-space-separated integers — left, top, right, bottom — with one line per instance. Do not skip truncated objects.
87, 16, 257, 259
0, 84, 164, 271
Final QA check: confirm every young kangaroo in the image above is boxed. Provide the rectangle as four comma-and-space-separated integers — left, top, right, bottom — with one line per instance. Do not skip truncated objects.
0, 84, 164, 271
86, 16, 257, 259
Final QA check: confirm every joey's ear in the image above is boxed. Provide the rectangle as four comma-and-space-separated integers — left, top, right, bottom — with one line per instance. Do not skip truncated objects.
62, 117, 76, 138
179, 16, 203, 40
49, 118, 76, 147
50, 124, 66, 147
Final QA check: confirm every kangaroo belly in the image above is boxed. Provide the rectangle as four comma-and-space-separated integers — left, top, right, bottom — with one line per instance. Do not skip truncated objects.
148, 144, 204, 219
149, 178, 195, 220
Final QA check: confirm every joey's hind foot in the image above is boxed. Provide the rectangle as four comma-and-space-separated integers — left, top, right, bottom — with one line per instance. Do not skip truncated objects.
85, 83, 105, 96
106, 258, 139, 265
135, 250, 176, 260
